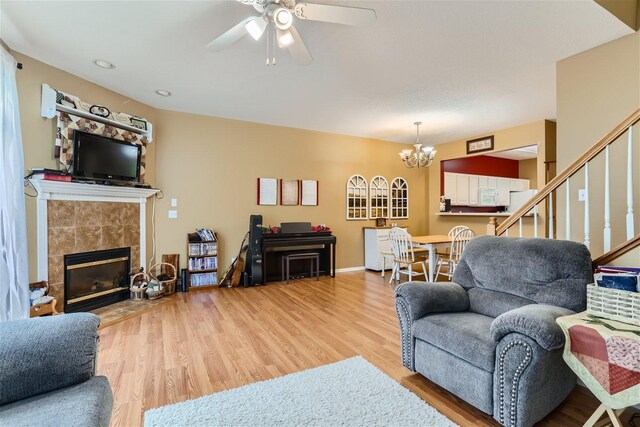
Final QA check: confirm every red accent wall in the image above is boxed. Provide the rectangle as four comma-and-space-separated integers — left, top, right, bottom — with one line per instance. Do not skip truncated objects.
440, 155, 519, 195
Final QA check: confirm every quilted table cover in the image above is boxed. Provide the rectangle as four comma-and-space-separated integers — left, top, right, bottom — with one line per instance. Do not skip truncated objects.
557, 312, 640, 409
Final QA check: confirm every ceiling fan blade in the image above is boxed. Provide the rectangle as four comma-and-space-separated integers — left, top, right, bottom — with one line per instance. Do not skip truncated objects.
287, 26, 313, 66
206, 17, 254, 51
246, 16, 268, 40
276, 28, 294, 48
294, 3, 376, 26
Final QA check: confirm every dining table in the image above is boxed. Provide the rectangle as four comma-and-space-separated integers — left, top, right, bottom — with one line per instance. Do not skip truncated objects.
411, 234, 453, 282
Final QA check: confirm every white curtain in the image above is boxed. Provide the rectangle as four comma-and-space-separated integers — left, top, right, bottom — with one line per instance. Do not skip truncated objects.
0, 45, 29, 322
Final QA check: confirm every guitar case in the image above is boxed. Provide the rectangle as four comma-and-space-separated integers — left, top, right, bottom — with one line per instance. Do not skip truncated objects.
244, 214, 263, 286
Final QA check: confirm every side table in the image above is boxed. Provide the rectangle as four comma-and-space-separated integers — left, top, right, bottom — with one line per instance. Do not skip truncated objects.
557, 312, 640, 427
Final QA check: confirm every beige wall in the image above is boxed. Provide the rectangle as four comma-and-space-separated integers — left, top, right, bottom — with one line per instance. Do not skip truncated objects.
428, 121, 551, 237
519, 158, 538, 189
557, 32, 639, 170
14, 51, 429, 278
556, 31, 640, 258
14, 52, 158, 281
153, 110, 429, 271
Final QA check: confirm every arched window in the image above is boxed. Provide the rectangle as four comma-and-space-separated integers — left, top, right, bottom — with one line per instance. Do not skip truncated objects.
369, 176, 389, 219
346, 175, 368, 220
391, 177, 409, 219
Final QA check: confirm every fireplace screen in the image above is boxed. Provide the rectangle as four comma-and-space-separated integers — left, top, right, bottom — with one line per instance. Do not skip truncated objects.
64, 247, 131, 312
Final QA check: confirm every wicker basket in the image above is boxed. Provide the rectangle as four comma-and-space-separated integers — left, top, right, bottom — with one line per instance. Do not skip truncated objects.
149, 262, 177, 295
146, 283, 164, 300
130, 271, 149, 301
587, 283, 640, 326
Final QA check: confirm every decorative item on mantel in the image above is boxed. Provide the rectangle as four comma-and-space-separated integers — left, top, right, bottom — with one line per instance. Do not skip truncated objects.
399, 122, 437, 168
39, 84, 152, 178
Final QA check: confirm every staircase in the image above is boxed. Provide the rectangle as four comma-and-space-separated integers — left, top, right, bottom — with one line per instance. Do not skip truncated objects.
488, 108, 640, 267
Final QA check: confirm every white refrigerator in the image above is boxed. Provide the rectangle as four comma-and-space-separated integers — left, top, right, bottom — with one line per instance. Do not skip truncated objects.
507, 190, 537, 213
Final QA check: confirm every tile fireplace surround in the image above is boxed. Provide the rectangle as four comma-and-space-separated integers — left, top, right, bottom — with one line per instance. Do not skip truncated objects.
30, 180, 159, 311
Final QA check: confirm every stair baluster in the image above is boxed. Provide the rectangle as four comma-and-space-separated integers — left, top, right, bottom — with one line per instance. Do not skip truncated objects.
566, 177, 571, 241
604, 145, 611, 252
626, 126, 634, 239
584, 162, 590, 249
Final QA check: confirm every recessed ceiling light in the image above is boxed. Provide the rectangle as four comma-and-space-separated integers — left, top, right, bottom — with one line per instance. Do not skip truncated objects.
93, 59, 115, 69
155, 90, 172, 97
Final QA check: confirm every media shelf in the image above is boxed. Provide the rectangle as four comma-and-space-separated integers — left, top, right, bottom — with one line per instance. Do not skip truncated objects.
187, 231, 218, 290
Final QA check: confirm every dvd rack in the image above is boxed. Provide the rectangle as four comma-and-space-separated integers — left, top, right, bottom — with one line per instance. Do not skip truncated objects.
187, 230, 218, 289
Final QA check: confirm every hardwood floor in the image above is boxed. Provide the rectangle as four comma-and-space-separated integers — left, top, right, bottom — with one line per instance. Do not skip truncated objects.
97, 271, 624, 426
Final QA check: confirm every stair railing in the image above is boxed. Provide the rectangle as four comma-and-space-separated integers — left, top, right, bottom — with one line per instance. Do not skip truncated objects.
489, 108, 640, 260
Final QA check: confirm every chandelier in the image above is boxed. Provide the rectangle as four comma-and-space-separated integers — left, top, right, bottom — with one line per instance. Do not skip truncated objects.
399, 121, 437, 168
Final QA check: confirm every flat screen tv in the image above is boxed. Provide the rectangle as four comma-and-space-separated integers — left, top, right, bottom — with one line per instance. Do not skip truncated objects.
72, 131, 141, 183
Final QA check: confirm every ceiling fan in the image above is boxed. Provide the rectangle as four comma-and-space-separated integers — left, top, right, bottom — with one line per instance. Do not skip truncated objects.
207, 0, 376, 66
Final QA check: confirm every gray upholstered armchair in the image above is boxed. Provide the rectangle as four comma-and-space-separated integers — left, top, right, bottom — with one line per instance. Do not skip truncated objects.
395, 236, 592, 427
0, 313, 113, 426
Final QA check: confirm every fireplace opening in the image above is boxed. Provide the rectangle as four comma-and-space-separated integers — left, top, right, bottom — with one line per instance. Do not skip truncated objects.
64, 247, 131, 312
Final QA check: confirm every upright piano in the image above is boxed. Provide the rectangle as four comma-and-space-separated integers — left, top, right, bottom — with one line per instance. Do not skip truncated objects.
246, 219, 337, 285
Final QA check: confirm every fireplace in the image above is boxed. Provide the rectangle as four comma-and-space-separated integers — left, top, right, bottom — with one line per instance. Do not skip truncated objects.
64, 247, 131, 312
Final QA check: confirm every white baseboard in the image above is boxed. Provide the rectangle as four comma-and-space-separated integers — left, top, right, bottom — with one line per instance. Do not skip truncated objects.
335, 266, 366, 273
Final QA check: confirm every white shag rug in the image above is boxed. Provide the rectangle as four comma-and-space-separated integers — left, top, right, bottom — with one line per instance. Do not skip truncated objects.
144, 356, 458, 427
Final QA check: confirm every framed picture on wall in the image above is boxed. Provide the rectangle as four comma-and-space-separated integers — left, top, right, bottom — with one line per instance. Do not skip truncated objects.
301, 180, 319, 206
466, 135, 494, 154
257, 178, 278, 205
280, 179, 300, 205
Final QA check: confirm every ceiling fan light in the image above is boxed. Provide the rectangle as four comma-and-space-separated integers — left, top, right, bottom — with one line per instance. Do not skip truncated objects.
276, 28, 294, 47
245, 16, 267, 41
274, 7, 293, 30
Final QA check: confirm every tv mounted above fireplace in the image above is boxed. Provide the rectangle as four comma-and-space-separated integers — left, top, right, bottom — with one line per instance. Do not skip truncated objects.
72, 130, 141, 184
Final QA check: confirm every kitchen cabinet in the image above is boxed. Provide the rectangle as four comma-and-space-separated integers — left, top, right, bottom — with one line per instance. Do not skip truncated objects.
479, 175, 489, 189
469, 175, 479, 205
456, 174, 469, 205
487, 176, 497, 190
443, 172, 529, 207
444, 172, 457, 204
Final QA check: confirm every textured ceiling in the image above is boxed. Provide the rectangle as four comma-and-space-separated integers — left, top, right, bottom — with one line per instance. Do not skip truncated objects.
1, 0, 632, 144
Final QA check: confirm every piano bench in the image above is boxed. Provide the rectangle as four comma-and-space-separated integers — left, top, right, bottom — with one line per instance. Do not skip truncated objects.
282, 252, 320, 284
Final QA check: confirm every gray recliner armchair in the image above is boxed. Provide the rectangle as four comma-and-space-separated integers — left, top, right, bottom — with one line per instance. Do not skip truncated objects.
395, 236, 592, 427
0, 313, 113, 426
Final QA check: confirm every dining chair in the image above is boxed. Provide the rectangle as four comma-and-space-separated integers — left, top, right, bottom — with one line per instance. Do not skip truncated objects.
388, 227, 428, 284
435, 228, 475, 281
436, 225, 472, 258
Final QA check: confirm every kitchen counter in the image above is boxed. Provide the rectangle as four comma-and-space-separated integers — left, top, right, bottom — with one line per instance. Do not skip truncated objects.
435, 212, 535, 217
